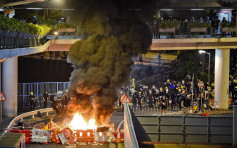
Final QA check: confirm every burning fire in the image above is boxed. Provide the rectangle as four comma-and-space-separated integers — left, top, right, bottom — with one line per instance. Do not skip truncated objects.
70, 113, 97, 130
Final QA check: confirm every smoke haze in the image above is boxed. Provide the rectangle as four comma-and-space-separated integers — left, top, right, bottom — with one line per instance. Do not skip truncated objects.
67, 0, 156, 125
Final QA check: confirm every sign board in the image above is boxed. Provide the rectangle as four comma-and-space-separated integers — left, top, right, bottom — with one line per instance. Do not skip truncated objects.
4, 9, 15, 18
198, 81, 204, 88
193, 101, 198, 111
121, 94, 130, 103
0, 93, 6, 101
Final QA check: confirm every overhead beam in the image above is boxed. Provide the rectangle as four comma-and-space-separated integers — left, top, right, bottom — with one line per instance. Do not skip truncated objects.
1, 0, 44, 7
151, 37, 237, 50
1, 37, 237, 59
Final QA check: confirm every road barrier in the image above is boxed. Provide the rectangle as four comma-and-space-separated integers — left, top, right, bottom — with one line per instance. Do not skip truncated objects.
134, 115, 233, 144
124, 103, 139, 148
6, 108, 55, 132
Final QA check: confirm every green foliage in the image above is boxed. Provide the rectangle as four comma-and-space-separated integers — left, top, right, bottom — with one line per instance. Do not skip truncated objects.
221, 21, 236, 28
158, 19, 180, 29
55, 22, 76, 29
188, 21, 210, 28
170, 51, 201, 78
0, 15, 52, 36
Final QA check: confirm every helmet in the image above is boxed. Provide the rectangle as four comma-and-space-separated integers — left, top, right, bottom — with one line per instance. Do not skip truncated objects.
160, 87, 163, 91
234, 79, 237, 83
165, 87, 168, 90
178, 89, 181, 92
66, 89, 68, 92
30, 92, 33, 95
167, 79, 170, 82
181, 86, 184, 89
211, 83, 214, 86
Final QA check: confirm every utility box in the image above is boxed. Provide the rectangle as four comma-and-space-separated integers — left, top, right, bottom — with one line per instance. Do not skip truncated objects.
0, 132, 25, 148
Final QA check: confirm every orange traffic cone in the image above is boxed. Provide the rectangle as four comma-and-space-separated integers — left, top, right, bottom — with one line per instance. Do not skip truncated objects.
102, 132, 107, 144
56, 135, 60, 143
117, 130, 121, 143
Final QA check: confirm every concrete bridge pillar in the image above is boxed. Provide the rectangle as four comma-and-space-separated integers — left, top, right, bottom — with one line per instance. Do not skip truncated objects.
2, 57, 18, 117
214, 49, 230, 109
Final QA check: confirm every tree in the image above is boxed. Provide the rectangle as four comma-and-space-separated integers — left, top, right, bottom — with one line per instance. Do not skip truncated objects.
170, 50, 201, 79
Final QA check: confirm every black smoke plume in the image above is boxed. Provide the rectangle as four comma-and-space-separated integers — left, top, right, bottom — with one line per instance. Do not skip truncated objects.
67, 0, 156, 125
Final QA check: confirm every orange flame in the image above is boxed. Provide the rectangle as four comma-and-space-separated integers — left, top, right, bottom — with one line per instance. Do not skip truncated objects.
70, 113, 97, 130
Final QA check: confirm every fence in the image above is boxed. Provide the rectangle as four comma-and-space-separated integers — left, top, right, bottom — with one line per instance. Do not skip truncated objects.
18, 82, 70, 111
124, 104, 139, 148
134, 115, 233, 144
6, 108, 55, 132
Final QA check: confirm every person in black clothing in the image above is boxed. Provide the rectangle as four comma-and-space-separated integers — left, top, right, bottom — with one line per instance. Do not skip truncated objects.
160, 95, 167, 115
165, 87, 170, 108
211, 18, 216, 36
215, 17, 220, 34
148, 89, 153, 108
154, 90, 159, 108
42, 91, 48, 108
186, 94, 191, 111
221, 17, 227, 37
171, 91, 176, 110
32, 16, 37, 24
158, 53, 162, 65
29, 92, 36, 110
138, 53, 143, 65
183, 19, 188, 33
177, 89, 183, 110
132, 91, 138, 111
138, 91, 142, 110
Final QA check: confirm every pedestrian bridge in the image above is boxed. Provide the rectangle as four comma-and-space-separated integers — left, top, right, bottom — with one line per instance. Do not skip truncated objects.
1, 37, 237, 59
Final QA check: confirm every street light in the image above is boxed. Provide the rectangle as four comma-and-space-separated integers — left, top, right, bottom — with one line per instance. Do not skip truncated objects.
199, 50, 211, 109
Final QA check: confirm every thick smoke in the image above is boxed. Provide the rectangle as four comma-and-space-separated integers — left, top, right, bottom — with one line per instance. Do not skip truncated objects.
67, 0, 155, 125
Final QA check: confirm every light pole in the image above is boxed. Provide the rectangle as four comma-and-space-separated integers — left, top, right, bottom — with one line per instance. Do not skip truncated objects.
199, 50, 211, 109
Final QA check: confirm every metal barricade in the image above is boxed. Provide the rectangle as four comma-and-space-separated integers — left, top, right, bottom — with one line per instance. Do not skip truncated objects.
124, 103, 139, 148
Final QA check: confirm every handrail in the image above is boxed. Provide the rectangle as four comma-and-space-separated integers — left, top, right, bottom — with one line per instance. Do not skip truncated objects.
5, 108, 54, 133
124, 103, 139, 148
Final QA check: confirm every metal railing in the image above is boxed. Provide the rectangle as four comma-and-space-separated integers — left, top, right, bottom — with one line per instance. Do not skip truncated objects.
18, 82, 70, 110
134, 115, 233, 144
124, 103, 139, 148
6, 108, 55, 133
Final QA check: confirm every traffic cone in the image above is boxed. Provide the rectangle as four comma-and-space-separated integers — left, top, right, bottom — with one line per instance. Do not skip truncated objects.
117, 130, 121, 143
56, 134, 60, 143
102, 132, 107, 144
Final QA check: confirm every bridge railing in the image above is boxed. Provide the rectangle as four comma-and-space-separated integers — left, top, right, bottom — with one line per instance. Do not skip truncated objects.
134, 115, 233, 144
124, 103, 139, 148
6, 108, 55, 133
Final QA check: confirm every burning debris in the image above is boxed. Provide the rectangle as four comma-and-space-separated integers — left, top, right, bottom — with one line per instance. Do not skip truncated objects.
8, 114, 123, 145
67, 0, 156, 125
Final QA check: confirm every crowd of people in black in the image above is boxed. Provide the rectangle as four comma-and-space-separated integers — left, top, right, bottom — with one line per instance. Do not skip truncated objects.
123, 77, 218, 115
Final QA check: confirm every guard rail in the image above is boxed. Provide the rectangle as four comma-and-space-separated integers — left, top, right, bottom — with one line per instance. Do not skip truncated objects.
6, 108, 54, 133
124, 103, 139, 148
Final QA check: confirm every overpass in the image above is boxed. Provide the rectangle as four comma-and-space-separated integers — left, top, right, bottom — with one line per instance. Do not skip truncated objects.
0, 37, 236, 117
